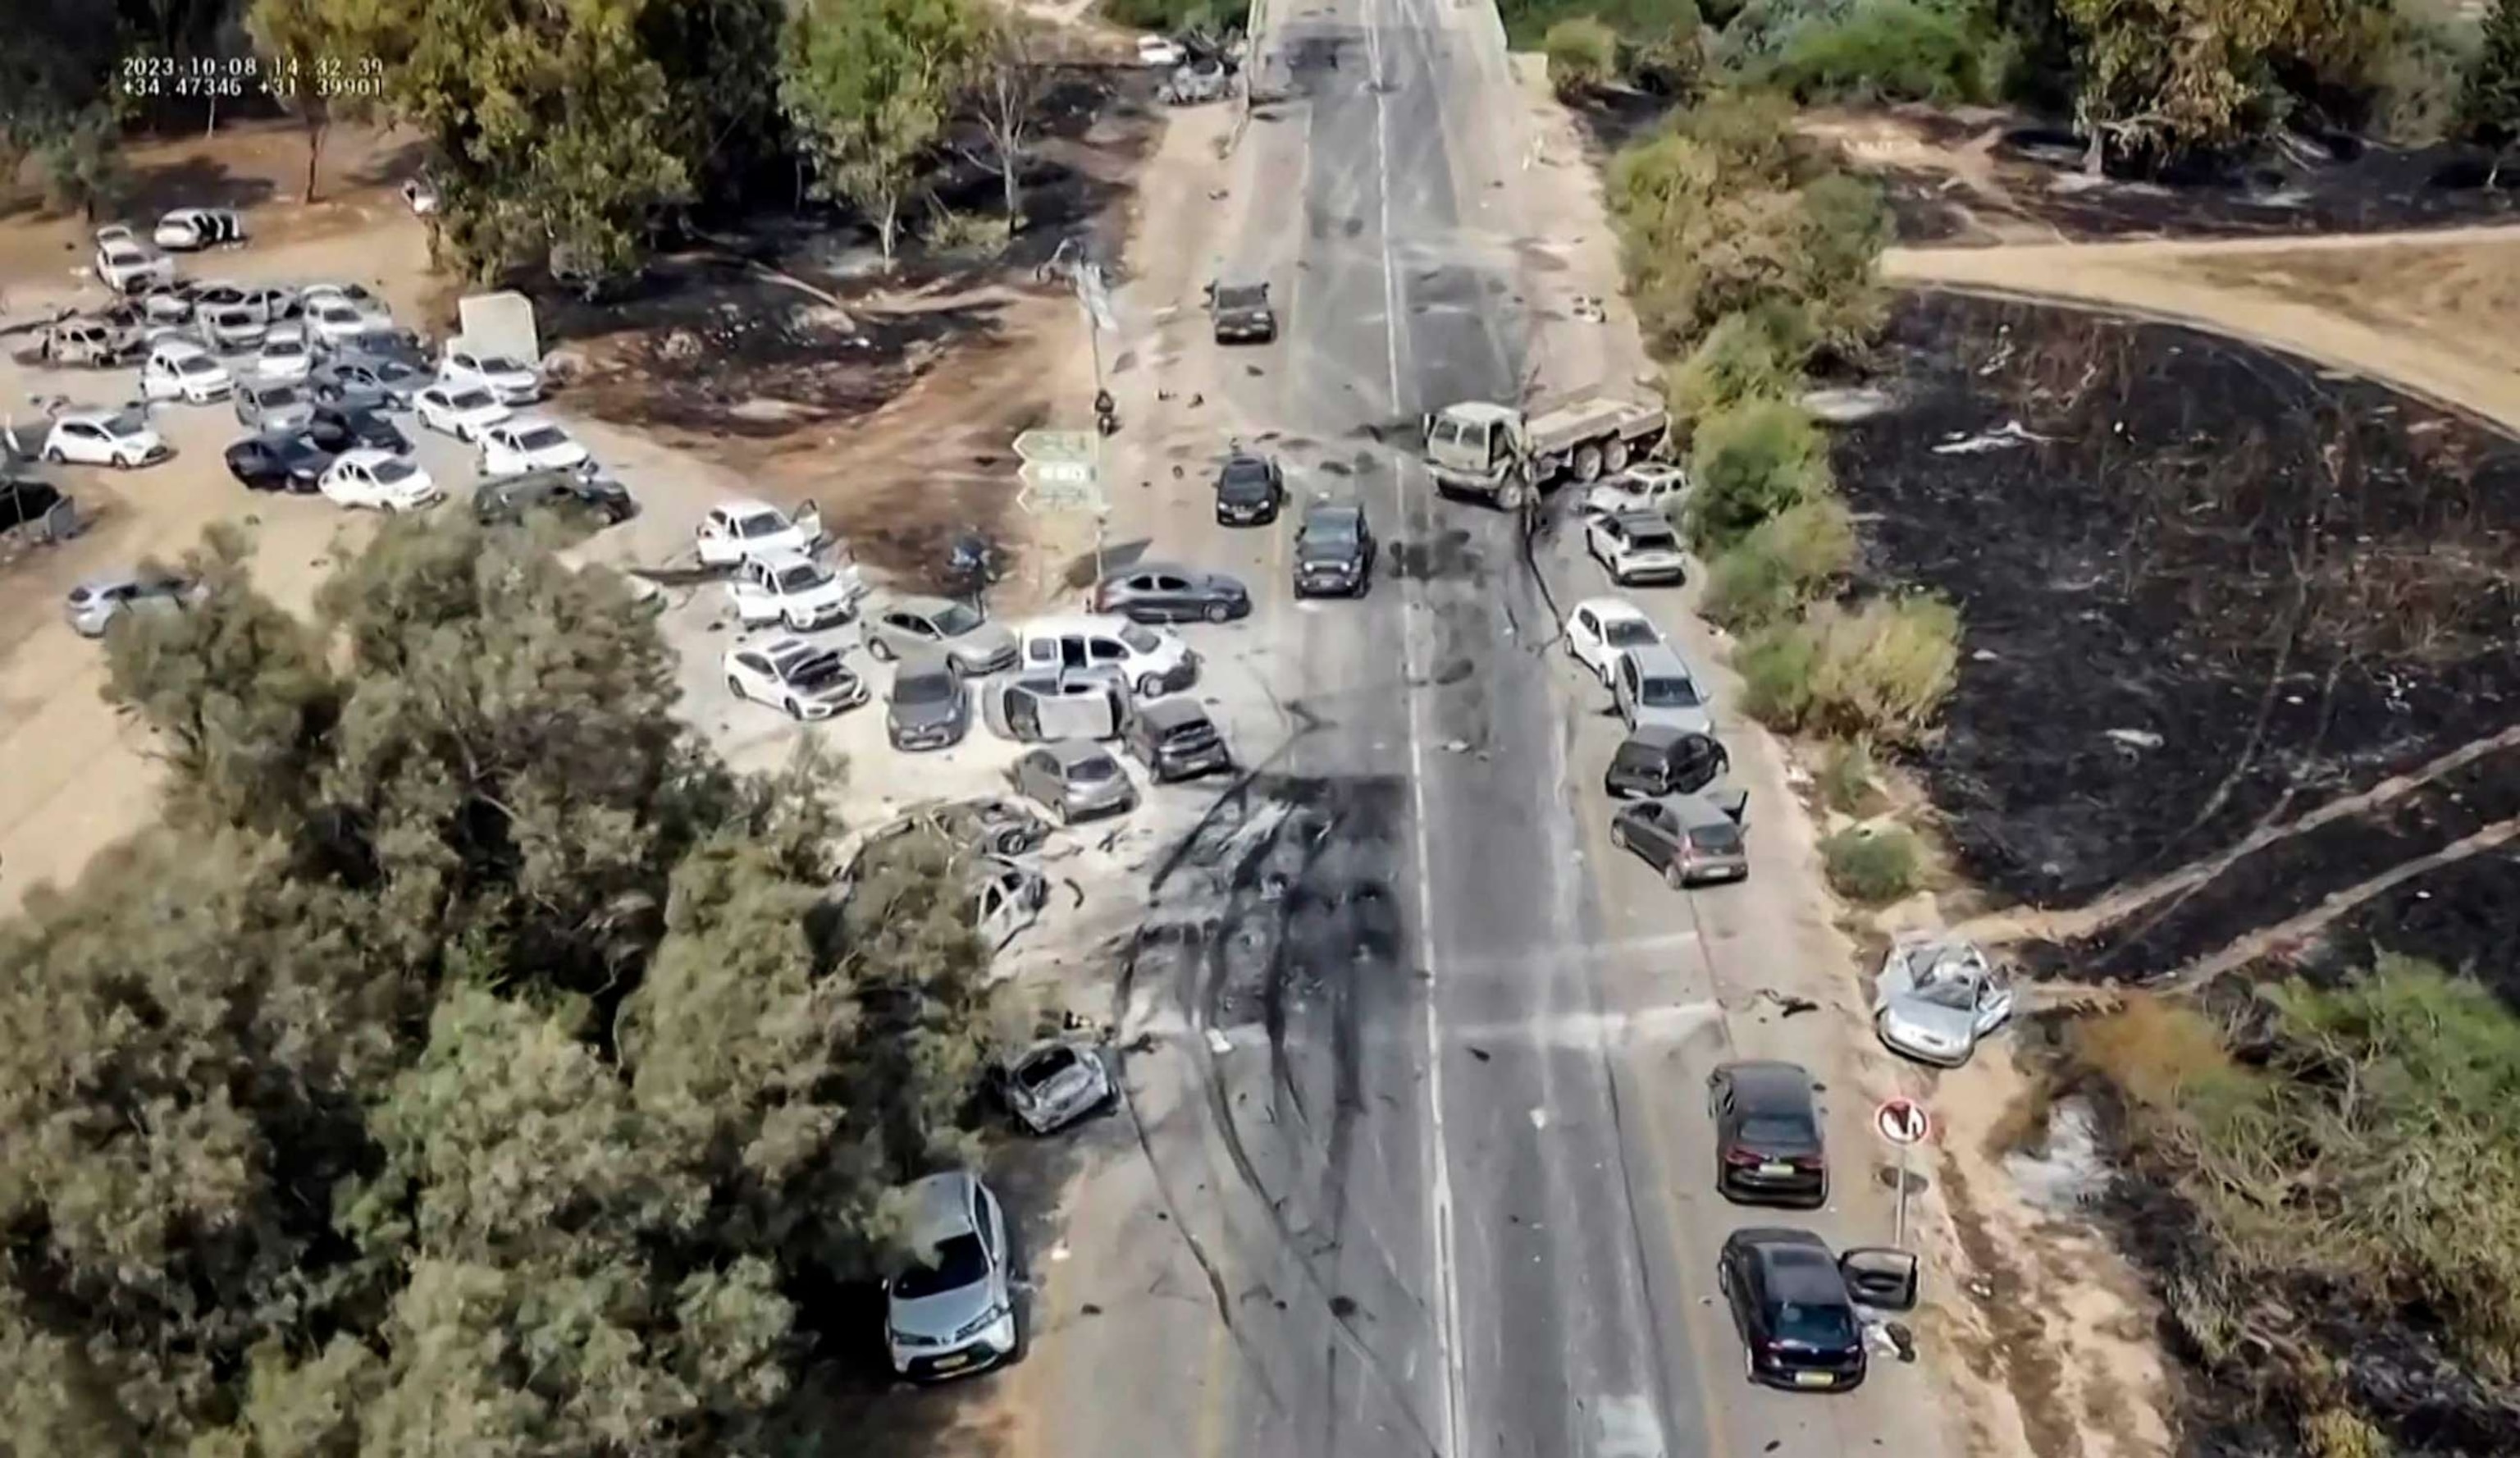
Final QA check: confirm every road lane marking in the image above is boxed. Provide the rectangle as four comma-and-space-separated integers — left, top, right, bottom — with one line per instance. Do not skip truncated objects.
1589, 1394, 1670, 1457
1445, 1002, 1727, 1050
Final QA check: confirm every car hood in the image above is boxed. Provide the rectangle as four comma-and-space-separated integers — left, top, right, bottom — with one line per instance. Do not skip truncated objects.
888, 1277, 998, 1341
892, 695, 964, 729
1881, 996, 1978, 1049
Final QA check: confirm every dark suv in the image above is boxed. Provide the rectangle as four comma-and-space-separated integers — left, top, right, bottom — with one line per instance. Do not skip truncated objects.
473, 468, 637, 527
1123, 698, 1232, 782
1293, 499, 1374, 597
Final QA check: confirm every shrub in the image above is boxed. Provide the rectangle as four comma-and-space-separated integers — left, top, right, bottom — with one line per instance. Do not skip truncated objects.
1102, 0, 1219, 31
1702, 496, 1853, 628
1734, 595, 1961, 745
1815, 736, 1883, 815
2372, 0, 2478, 144
1714, 0, 1859, 71
2464, 0, 2520, 162
1786, 171, 1892, 354
1669, 86, 1802, 185
1628, 2, 1710, 98
1502, 0, 1707, 48
1819, 825, 1920, 902
1664, 300, 1815, 429
1546, 16, 1623, 97
1683, 396, 1832, 551
1767, 0, 1993, 104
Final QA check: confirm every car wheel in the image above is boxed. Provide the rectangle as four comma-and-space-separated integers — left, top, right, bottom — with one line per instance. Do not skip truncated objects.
1604, 438, 1631, 473
1138, 673, 1163, 698
869, 637, 895, 662
1609, 822, 1628, 852
1664, 858, 1690, 889
1203, 601, 1230, 624
726, 675, 746, 701
783, 696, 804, 720
1573, 445, 1604, 482
43, 446, 64, 464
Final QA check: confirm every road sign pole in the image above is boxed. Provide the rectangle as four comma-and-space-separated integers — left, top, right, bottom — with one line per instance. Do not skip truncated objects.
1895, 1143, 1910, 1250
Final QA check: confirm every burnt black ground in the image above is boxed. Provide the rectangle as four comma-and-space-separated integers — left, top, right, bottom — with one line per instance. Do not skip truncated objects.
1836, 294, 2520, 990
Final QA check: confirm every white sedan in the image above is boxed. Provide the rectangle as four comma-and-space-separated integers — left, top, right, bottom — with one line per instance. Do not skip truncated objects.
730, 551, 865, 632
413, 383, 513, 442
255, 332, 315, 382
320, 449, 442, 513
696, 497, 825, 568
1582, 464, 1690, 519
153, 207, 245, 251
1564, 596, 1668, 686
440, 348, 542, 404
304, 298, 372, 347
722, 636, 870, 720
300, 281, 392, 326
478, 417, 591, 476
94, 237, 175, 293
42, 408, 169, 468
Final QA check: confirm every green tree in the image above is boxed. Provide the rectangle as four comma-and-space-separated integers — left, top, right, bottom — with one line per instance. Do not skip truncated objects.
1545, 16, 1622, 97
2057, 0, 2394, 168
246, 0, 364, 203
780, 0, 984, 267
965, 11, 1052, 235
1684, 395, 1833, 550
35, 103, 127, 222
2465, 0, 2520, 184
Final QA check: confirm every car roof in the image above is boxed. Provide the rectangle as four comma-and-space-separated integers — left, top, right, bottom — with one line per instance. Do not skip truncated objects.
59, 408, 129, 426
1749, 1241, 1851, 1304
1109, 559, 1200, 581
886, 593, 956, 617
497, 414, 559, 432
1618, 722, 1692, 751
901, 1171, 980, 1250
1719, 1060, 1815, 1110
1650, 793, 1739, 830
716, 496, 778, 517
753, 550, 819, 574
1622, 642, 1693, 677
1574, 595, 1649, 622
1141, 697, 1211, 729
1612, 508, 1675, 531
336, 446, 397, 466
1024, 612, 1135, 636
1043, 737, 1109, 766
75, 568, 160, 593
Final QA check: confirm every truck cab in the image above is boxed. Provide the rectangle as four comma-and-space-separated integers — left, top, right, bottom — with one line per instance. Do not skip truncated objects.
1422, 402, 1523, 500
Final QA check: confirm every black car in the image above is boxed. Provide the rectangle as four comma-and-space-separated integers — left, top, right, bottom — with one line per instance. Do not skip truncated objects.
1718, 1229, 1870, 1392
1208, 281, 1276, 344
306, 404, 411, 456
1707, 1060, 1826, 1207
472, 468, 637, 526
1093, 561, 1251, 624
1123, 698, 1232, 782
1293, 499, 1375, 597
224, 432, 336, 493
1605, 724, 1728, 800
1213, 453, 1285, 526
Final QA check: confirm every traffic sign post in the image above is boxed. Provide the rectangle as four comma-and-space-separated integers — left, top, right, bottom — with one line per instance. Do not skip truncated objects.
1874, 1097, 1931, 1251
1011, 427, 1111, 583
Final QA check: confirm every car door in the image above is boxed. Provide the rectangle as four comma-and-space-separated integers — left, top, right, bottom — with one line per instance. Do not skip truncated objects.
730, 651, 771, 697
1614, 655, 1640, 727
1014, 749, 1053, 803
1148, 573, 1197, 619
1085, 635, 1129, 677
64, 422, 106, 462
1572, 607, 1605, 673
1631, 802, 1678, 869
1705, 1068, 1737, 1145
730, 560, 781, 625
1838, 1248, 1919, 1312
1974, 971, 2016, 1035
1721, 1243, 1760, 1341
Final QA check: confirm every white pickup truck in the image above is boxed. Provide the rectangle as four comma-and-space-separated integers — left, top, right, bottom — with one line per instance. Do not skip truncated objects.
1421, 395, 1669, 510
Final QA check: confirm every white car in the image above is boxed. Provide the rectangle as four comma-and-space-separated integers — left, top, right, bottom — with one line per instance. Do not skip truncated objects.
1872, 939, 2016, 1068
413, 382, 513, 441
1582, 464, 1690, 519
1586, 509, 1690, 587
41, 408, 168, 468
730, 551, 865, 632
254, 332, 315, 383
320, 448, 442, 512
1016, 614, 1198, 700
94, 237, 175, 293
1564, 596, 1669, 686
722, 635, 870, 720
304, 298, 372, 347
197, 306, 268, 353
440, 348, 542, 405
696, 497, 826, 568
94, 224, 136, 248
300, 281, 392, 326
478, 417, 591, 476
1136, 34, 1185, 66
153, 207, 245, 251
140, 342, 235, 404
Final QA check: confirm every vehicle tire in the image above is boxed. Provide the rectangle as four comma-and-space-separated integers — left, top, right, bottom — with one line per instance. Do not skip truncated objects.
1664, 860, 1687, 890
1498, 481, 1527, 512
1609, 823, 1628, 852
43, 446, 63, 464
869, 637, 895, 662
725, 675, 746, 701
1603, 438, 1630, 473
783, 696, 804, 720
1203, 601, 1230, 624
1138, 674, 1164, 698
1573, 444, 1604, 483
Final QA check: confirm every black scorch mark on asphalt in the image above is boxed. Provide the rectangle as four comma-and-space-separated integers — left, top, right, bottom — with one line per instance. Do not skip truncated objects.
1388, 528, 1481, 582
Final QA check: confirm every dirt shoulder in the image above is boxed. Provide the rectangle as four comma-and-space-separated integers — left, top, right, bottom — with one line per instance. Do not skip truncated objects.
1884, 226, 2520, 437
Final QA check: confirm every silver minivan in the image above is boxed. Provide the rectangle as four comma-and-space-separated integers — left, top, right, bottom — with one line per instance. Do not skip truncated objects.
1614, 642, 1714, 735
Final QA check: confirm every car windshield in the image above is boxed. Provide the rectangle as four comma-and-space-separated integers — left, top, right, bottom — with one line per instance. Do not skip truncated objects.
1604, 619, 1659, 648
1627, 527, 1679, 551
1066, 756, 1117, 784
1639, 674, 1701, 708
320, 304, 358, 322
517, 426, 569, 450
103, 411, 148, 437
1219, 459, 1271, 496
267, 340, 306, 357
176, 355, 219, 375
482, 355, 527, 374
372, 459, 417, 483
891, 1233, 988, 1300
1162, 718, 1218, 747
895, 671, 956, 706
1305, 513, 1357, 543
259, 386, 303, 405
450, 389, 494, 410
932, 601, 984, 635
1689, 822, 1743, 853
1216, 286, 1266, 310
737, 511, 787, 538
774, 563, 828, 592
1740, 1115, 1814, 1147
1118, 624, 1162, 654
1774, 1300, 1857, 1348
1912, 976, 1979, 1011
1017, 1046, 1081, 1088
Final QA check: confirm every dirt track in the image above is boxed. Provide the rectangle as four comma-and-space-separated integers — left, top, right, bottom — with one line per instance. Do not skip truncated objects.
1884, 224, 2520, 437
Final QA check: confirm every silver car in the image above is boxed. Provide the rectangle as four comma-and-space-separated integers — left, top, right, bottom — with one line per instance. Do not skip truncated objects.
235, 378, 315, 433
884, 1171, 1019, 1380
1609, 793, 1748, 888
888, 652, 972, 752
1872, 939, 2016, 1067
64, 569, 196, 638
1614, 642, 1714, 736
970, 853, 1048, 949
997, 1040, 1113, 1134
862, 594, 1019, 676
1010, 738, 1137, 824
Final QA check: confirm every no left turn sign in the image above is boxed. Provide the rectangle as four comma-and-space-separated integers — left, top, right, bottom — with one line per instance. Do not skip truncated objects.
1875, 1097, 1931, 1147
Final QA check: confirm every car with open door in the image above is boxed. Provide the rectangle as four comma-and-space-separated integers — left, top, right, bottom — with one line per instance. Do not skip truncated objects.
996, 1040, 1113, 1134
1605, 724, 1732, 802
1872, 938, 2015, 1067
1706, 1061, 1825, 1207
1719, 1228, 1917, 1392
696, 496, 824, 568
983, 667, 1130, 743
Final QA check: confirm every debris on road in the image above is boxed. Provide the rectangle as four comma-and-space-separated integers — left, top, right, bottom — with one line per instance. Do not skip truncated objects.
2104, 727, 2165, 751
1756, 989, 1822, 1018
1931, 419, 2052, 455
1204, 1026, 1232, 1056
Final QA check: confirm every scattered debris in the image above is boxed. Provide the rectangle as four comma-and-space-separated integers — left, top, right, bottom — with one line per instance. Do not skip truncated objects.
2104, 727, 2165, 751
1569, 295, 1607, 323
1757, 989, 1822, 1017
1931, 419, 2053, 455
1080, 1302, 1102, 1316
1204, 1026, 1232, 1057
1468, 1044, 1492, 1063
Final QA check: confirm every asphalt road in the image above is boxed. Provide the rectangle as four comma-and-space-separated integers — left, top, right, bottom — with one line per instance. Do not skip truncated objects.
1011, 2, 1975, 1455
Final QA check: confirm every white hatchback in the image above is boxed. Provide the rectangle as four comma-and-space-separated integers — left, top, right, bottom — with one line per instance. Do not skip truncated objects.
1564, 596, 1668, 686
320, 449, 441, 512
478, 417, 591, 477
42, 408, 168, 468
696, 497, 825, 568
141, 342, 234, 404
413, 382, 513, 441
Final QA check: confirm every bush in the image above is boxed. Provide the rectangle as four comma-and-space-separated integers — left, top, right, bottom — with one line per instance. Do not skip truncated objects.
1629, 2, 1711, 98
2372, 0, 2478, 144
1734, 595, 1961, 745
1714, 0, 1858, 70
1669, 86, 1802, 182
1766, 0, 1993, 104
1701, 496, 1854, 629
1683, 396, 1832, 551
1501, 0, 1706, 47
1102, 0, 1220, 31
1545, 16, 1623, 97
1786, 171, 1892, 354
1815, 736, 1883, 815
1819, 825, 1920, 902
2464, 0, 2520, 156
1664, 300, 1815, 429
